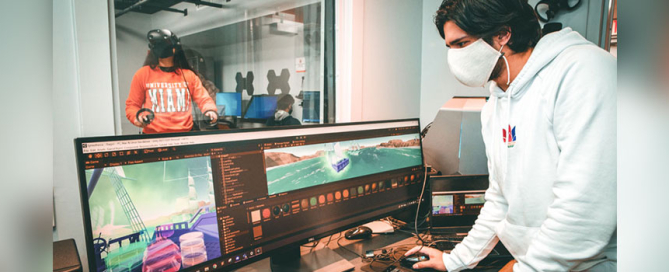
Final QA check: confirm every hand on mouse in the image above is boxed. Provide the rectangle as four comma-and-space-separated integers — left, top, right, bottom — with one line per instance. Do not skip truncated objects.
404, 246, 447, 271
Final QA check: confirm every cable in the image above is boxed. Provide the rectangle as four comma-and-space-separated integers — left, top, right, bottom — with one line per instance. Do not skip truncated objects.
300, 240, 319, 248
367, 248, 398, 269
360, 168, 430, 270
300, 231, 342, 254
401, 209, 430, 227
329, 167, 432, 268
413, 166, 429, 246
400, 210, 431, 232
367, 243, 417, 269
384, 165, 428, 270
336, 236, 365, 259
324, 232, 341, 247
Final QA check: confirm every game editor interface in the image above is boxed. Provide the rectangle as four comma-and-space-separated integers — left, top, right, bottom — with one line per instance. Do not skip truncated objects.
78, 120, 424, 272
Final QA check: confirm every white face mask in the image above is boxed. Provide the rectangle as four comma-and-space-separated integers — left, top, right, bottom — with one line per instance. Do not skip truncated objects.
447, 39, 507, 87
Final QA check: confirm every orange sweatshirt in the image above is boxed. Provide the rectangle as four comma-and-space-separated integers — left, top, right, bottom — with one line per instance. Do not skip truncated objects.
125, 66, 217, 134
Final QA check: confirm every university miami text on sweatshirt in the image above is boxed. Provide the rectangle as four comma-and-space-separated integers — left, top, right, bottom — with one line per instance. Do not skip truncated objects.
125, 66, 217, 134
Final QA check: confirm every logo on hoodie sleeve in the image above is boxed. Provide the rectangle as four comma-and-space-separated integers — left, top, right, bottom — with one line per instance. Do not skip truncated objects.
502, 125, 516, 148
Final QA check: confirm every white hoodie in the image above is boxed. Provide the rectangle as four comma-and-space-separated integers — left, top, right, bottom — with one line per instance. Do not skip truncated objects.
442, 28, 617, 271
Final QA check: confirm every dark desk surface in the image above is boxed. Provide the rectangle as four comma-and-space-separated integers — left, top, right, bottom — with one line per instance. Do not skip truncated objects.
233, 231, 505, 272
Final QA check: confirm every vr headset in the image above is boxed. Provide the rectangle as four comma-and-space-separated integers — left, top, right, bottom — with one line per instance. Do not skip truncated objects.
147, 29, 181, 58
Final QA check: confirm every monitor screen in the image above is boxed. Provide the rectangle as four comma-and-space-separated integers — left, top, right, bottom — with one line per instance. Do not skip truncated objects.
431, 192, 485, 216
75, 119, 425, 272
301, 91, 320, 123
430, 175, 488, 228
243, 95, 277, 119
216, 92, 242, 117
432, 195, 454, 215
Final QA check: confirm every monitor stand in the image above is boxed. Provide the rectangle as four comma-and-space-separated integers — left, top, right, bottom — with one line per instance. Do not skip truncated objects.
270, 246, 355, 272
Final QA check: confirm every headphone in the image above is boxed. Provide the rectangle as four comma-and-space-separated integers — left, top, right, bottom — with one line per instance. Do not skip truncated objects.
147, 29, 181, 50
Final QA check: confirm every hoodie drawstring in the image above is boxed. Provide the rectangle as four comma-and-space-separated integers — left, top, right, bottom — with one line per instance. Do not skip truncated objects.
505, 88, 512, 180
492, 96, 499, 182
491, 54, 513, 185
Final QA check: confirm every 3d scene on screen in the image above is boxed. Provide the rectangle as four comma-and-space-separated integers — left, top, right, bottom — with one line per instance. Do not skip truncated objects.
264, 134, 422, 195
432, 195, 454, 215
85, 157, 221, 272
465, 194, 485, 205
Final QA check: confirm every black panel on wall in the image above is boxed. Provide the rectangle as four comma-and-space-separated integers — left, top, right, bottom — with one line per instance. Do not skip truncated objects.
235, 71, 255, 95
267, 68, 291, 95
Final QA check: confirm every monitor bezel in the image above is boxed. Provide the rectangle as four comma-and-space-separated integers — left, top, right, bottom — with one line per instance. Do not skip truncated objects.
74, 118, 425, 272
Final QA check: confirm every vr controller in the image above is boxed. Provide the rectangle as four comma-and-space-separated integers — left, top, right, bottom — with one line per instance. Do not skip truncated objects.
201, 110, 219, 128
136, 108, 218, 127
136, 108, 155, 125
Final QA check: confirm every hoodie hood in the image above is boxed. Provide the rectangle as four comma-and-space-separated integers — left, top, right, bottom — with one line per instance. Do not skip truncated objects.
490, 27, 591, 98
274, 110, 290, 121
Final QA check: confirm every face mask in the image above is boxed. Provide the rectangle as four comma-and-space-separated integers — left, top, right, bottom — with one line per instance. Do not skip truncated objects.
447, 39, 507, 87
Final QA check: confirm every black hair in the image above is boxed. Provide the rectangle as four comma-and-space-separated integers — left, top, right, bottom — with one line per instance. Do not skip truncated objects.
277, 94, 295, 111
434, 0, 541, 53
183, 49, 207, 75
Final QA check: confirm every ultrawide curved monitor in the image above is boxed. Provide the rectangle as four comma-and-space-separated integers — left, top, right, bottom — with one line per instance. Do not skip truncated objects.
75, 119, 425, 272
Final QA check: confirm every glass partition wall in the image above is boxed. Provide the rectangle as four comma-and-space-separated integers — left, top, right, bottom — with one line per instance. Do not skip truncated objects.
112, 0, 333, 135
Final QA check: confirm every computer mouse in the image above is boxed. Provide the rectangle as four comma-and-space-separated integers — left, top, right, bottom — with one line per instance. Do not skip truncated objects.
400, 253, 430, 268
344, 226, 373, 240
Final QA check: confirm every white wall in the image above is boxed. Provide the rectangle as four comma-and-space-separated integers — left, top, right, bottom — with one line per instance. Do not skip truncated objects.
418, 0, 489, 129
335, 0, 363, 122
53, 1, 116, 271
353, 0, 423, 122
115, 12, 154, 135
1, 1, 53, 271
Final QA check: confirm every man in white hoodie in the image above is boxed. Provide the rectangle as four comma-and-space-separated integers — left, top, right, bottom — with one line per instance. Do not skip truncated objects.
405, 0, 616, 271
266, 94, 302, 126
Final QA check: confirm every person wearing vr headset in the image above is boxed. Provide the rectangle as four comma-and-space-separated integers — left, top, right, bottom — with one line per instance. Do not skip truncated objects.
125, 29, 217, 134
405, 0, 616, 271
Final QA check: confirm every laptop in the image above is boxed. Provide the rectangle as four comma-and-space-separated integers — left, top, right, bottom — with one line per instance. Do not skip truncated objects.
430, 175, 489, 244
